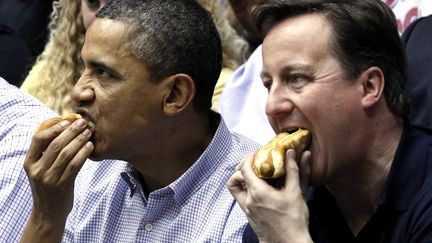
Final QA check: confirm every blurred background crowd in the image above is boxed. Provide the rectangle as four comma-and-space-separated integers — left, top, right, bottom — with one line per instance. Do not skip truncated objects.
2, 0, 428, 87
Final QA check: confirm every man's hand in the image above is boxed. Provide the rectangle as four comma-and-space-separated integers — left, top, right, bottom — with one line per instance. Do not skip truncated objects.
227, 149, 313, 243
21, 119, 93, 243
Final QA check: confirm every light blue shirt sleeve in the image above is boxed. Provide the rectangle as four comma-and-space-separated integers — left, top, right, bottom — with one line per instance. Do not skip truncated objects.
0, 78, 58, 242
219, 45, 276, 145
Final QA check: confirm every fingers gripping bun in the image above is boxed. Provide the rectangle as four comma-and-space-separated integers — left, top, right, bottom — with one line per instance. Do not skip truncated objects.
253, 129, 311, 179
35, 113, 83, 133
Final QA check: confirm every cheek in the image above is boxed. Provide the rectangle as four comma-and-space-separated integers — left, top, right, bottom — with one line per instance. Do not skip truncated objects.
307, 98, 346, 144
98, 97, 141, 140
92, 112, 124, 159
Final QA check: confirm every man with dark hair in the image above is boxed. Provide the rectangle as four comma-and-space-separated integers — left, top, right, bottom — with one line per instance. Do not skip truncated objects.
19, 0, 259, 242
0, 0, 52, 60
228, 0, 432, 242
0, 25, 32, 87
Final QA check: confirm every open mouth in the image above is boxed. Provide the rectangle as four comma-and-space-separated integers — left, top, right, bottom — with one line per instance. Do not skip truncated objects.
86, 119, 96, 132
253, 127, 312, 179
287, 128, 300, 134
76, 112, 96, 134
285, 128, 312, 150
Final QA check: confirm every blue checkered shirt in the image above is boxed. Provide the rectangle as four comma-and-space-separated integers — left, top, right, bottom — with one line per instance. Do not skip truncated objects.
0, 78, 59, 242
63, 115, 260, 242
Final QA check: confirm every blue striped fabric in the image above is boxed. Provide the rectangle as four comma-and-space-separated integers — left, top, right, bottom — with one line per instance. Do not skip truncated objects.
0, 78, 58, 242
62, 116, 260, 242
0, 76, 260, 242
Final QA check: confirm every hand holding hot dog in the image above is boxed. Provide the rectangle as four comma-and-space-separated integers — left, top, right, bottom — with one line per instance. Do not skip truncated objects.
21, 114, 93, 242
227, 133, 313, 243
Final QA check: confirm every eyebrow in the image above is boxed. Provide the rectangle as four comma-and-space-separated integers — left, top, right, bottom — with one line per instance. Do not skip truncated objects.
260, 64, 314, 79
89, 59, 122, 78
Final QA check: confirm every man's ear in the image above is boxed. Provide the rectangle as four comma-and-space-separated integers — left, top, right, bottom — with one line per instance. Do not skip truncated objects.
163, 74, 195, 116
361, 67, 385, 109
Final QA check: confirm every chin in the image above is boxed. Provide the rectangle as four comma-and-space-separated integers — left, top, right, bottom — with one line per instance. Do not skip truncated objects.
308, 162, 326, 186
89, 143, 121, 162
88, 152, 104, 161
88, 142, 107, 161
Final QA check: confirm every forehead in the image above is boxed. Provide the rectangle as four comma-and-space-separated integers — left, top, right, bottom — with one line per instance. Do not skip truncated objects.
83, 18, 133, 59
262, 13, 333, 70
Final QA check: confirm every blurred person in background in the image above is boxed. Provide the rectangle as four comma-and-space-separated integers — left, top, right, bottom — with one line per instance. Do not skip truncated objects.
226, 0, 264, 53
0, 25, 32, 87
197, 0, 248, 111
0, 0, 53, 86
0, 0, 53, 61
21, 0, 108, 115
402, 14, 432, 130
219, 0, 275, 145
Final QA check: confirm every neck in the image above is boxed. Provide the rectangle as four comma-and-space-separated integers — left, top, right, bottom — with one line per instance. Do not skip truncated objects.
131, 111, 216, 192
327, 115, 403, 235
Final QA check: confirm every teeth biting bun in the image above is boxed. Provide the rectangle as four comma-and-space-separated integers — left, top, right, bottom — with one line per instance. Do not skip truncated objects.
253, 129, 311, 179
35, 113, 83, 133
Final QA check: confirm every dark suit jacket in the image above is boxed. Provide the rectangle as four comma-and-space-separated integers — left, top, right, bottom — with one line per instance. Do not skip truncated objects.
0, 0, 53, 59
402, 15, 432, 130
0, 25, 32, 87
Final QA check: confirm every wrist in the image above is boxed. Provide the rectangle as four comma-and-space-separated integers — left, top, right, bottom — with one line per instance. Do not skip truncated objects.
258, 228, 313, 243
260, 236, 313, 243
20, 211, 67, 243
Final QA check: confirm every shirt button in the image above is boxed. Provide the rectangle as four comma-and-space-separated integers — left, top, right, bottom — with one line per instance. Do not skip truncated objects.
145, 223, 153, 232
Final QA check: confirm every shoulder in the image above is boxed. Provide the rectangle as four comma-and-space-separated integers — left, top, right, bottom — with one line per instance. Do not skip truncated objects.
397, 184, 432, 242
228, 129, 262, 161
74, 160, 130, 196
0, 78, 56, 125
0, 78, 57, 145
402, 14, 432, 44
395, 127, 432, 241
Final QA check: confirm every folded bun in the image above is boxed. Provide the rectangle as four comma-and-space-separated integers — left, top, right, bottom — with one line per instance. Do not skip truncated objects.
35, 113, 83, 133
253, 129, 311, 179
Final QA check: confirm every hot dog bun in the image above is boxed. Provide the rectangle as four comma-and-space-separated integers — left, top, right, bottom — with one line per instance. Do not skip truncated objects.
253, 128, 311, 179
35, 113, 83, 133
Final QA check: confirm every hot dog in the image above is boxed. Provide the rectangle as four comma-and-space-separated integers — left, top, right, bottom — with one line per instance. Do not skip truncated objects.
253, 129, 311, 179
35, 113, 83, 133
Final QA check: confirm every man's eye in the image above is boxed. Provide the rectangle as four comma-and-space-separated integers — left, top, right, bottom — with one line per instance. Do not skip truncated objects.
95, 68, 110, 78
262, 80, 272, 92
285, 75, 309, 88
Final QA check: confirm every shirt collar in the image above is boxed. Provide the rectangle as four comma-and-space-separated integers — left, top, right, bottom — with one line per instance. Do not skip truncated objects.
119, 112, 233, 206
169, 112, 233, 206
120, 165, 147, 202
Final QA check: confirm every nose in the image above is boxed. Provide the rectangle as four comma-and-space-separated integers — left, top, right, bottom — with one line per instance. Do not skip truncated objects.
265, 82, 295, 128
71, 74, 95, 106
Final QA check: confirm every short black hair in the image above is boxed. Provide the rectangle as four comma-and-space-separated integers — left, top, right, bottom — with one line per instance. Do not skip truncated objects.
254, 0, 408, 118
98, 0, 222, 112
